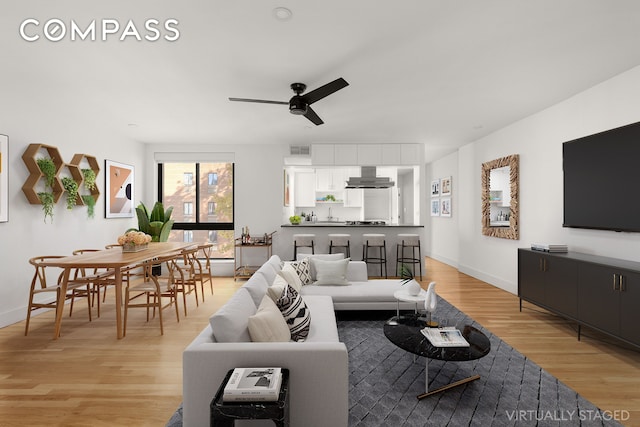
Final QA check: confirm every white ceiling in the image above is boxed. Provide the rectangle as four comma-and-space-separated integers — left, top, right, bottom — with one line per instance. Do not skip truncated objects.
3, 1, 640, 161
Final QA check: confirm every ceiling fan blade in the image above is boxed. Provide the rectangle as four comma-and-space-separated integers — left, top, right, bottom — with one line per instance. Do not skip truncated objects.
303, 106, 324, 125
228, 97, 288, 105
302, 78, 349, 105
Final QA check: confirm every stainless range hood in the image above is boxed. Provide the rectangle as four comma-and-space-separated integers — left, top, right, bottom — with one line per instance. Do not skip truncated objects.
345, 166, 395, 189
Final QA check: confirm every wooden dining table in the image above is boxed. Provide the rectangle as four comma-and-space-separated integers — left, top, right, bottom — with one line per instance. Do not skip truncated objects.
41, 242, 196, 339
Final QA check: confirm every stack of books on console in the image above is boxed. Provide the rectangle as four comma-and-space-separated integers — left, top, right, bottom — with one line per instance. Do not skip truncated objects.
223, 367, 283, 402
531, 243, 568, 253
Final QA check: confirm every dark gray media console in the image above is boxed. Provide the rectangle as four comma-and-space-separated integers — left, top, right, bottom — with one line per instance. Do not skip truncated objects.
518, 248, 640, 348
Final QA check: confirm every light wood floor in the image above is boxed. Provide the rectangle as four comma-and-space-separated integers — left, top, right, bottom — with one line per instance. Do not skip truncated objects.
0, 258, 638, 426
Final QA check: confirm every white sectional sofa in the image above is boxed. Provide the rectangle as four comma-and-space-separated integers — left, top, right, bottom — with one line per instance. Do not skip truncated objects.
182, 254, 414, 427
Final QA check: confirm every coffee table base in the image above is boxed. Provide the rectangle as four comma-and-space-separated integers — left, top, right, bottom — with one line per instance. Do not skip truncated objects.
417, 374, 481, 399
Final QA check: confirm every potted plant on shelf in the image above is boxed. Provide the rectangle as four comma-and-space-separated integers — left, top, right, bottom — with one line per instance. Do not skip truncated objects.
81, 168, 96, 190
82, 195, 96, 218
61, 177, 79, 210
400, 264, 422, 296
37, 192, 54, 223
36, 157, 57, 223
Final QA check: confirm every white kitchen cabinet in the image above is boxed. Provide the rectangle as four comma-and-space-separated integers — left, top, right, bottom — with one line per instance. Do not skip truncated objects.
334, 144, 358, 165
316, 168, 346, 191
311, 144, 334, 165
344, 188, 363, 207
294, 171, 316, 207
381, 144, 401, 165
357, 144, 382, 165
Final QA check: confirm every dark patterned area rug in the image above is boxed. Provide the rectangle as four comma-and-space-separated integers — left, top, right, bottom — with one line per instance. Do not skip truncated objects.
167, 297, 622, 427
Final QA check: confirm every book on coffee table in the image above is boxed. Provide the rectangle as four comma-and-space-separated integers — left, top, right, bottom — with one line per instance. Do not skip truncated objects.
421, 327, 470, 347
223, 367, 283, 402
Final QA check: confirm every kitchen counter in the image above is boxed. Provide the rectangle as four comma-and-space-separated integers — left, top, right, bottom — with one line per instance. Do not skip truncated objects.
281, 223, 424, 228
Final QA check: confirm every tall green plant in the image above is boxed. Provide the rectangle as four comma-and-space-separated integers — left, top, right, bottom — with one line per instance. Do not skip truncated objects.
131, 201, 174, 242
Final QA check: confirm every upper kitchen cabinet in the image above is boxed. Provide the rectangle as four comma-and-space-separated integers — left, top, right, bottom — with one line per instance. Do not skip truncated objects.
316, 168, 346, 191
311, 144, 334, 165
381, 144, 401, 165
357, 144, 382, 165
294, 171, 316, 207
334, 144, 358, 165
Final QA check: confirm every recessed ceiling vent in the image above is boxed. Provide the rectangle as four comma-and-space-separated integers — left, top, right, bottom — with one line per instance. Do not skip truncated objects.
290, 145, 310, 156
345, 166, 395, 189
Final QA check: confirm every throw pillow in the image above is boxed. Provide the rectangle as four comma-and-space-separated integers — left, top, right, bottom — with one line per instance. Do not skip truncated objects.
279, 264, 303, 291
275, 284, 311, 342
285, 257, 312, 285
312, 258, 351, 286
267, 274, 287, 303
296, 253, 344, 280
248, 295, 291, 342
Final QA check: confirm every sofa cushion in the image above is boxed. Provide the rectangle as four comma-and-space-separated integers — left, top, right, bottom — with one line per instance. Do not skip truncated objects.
276, 284, 311, 342
300, 279, 405, 303
265, 255, 282, 274
242, 273, 270, 307
296, 253, 344, 280
248, 295, 291, 342
209, 288, 256, 342
285, 257, 312, 285
255, 262, 277, 285
312, 258, 350, 286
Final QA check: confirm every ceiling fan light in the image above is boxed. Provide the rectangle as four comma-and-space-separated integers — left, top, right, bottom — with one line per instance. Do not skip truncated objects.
289, 97, 307, 115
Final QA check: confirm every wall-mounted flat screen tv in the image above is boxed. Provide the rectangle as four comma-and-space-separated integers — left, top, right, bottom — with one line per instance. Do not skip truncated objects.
563, 120, 640, 232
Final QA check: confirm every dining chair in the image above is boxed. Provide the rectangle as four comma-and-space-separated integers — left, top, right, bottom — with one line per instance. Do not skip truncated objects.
25, 256, 93, 336
195, 243, 214, 296
173, 246, 201, 315
70, 249, 116, 318
123, 254, 181, 336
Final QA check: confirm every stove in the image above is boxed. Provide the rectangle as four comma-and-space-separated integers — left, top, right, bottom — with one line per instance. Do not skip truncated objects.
345, 220, 387, 226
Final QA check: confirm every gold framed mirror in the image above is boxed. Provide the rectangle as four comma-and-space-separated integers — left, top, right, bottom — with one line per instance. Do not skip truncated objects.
481, 154, 519, 239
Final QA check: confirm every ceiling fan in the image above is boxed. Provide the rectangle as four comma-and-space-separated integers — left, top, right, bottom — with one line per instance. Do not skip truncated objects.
229, 77, 348, 125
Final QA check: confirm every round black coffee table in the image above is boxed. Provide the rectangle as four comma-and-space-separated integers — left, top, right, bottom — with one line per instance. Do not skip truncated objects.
384, 314, 491, 399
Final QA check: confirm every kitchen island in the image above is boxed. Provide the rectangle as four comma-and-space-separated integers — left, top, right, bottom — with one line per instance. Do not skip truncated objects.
276, 223, 424, 276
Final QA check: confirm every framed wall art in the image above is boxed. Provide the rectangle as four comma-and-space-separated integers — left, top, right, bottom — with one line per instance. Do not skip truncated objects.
105, 159, 134, 218
430, 179, 440, 197
0, 135, 8, 222
441, 176, 452, 196
430, 199, 440, 216
440, 197, 451, 217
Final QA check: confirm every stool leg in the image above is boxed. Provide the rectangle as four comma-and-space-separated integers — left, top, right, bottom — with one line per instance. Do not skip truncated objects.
293, 242, 297, 261
418, 245, 423, 280
311, 241, 315, 254
346, 241, 350, 258
396, 243, 401, 276
383, 241, 388, 278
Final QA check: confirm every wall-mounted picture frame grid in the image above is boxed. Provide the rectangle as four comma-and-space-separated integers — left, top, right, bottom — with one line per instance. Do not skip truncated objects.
105, 159, 134, 218
431, 176, 452, 218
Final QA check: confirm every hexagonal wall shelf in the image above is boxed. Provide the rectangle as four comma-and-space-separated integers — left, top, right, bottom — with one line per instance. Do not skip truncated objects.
21, 143, 64, 204
70, 153, 100, 204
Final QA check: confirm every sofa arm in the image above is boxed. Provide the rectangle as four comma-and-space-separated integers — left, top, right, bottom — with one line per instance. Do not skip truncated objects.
347, 261, 368, 282
183, 334, 349, 427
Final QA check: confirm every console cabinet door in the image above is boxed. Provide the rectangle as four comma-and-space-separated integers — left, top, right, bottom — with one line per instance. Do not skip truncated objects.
577, 264, 620, 336
543, 256, 577, 318
618, 269, 640, 346
518, 250, 546, 305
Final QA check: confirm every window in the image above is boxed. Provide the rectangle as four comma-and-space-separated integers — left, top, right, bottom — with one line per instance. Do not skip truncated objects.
159, 162, 234, 258
183, 202, 193, 216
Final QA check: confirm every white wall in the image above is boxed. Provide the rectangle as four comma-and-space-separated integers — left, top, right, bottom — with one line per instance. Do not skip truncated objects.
427, 64, 640, 294
0, 123, 145, 327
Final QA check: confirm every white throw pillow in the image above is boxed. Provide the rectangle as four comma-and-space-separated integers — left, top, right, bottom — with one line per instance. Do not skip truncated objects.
312, 258, 351, 286
248, 295, 291, 342
276, 284, 311, 342
284, 257, 312, 285
296, 253, 344, 280
280, 264, 303, 291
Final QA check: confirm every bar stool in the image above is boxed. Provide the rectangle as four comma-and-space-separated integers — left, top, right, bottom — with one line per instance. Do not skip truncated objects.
293, 234, 315, 260
362, 234, 387, 278
328, 234, 351, 258
396, 234, 422, 280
